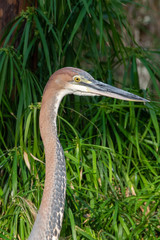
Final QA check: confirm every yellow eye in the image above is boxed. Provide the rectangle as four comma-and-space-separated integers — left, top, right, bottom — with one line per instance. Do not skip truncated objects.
73, 76, 81, 82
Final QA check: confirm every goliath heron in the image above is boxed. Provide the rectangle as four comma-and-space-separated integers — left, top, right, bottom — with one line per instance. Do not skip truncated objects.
28, 67, 148, 239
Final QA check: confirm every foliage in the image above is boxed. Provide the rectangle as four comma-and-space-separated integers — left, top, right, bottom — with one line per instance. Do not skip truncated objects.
0, 0, 160, 239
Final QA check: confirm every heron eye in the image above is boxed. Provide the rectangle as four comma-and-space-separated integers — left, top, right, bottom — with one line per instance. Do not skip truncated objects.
74, 76, 81, 82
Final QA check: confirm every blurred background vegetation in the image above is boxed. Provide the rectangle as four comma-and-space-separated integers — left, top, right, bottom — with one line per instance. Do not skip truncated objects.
0, 0, 160, 239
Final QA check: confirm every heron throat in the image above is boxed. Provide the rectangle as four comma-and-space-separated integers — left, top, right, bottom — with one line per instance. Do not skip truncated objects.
28, 91, 68, 240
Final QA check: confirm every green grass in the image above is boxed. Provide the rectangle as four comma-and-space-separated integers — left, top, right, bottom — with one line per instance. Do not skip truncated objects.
0, 0, 160, 239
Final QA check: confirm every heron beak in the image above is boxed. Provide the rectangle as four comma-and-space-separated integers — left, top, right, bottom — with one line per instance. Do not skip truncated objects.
84, 79, 149, 102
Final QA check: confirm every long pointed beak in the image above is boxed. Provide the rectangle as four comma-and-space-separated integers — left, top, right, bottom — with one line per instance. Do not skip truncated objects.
84, 79, 149, 102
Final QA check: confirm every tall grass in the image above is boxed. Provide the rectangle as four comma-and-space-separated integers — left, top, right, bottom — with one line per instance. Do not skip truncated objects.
0, 1, 160, 239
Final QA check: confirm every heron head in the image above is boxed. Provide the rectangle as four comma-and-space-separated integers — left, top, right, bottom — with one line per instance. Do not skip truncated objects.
46, 67, 148, 102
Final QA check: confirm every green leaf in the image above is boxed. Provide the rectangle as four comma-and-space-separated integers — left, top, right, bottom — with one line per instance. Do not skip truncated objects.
69, 208, 77, 240
0, 55, 8, 103
34, 15, 52, 75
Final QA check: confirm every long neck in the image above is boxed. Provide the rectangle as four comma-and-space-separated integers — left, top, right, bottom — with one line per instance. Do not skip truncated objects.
28, 89, 67, 240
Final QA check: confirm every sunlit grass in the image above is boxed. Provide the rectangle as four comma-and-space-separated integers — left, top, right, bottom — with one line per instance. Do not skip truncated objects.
1, 99, 160, 239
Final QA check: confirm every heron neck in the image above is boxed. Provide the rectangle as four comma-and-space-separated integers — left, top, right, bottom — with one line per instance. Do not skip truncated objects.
28, 90, 67, 240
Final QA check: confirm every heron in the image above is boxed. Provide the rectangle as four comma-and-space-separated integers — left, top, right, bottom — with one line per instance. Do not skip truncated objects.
28, 67, 148, 240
